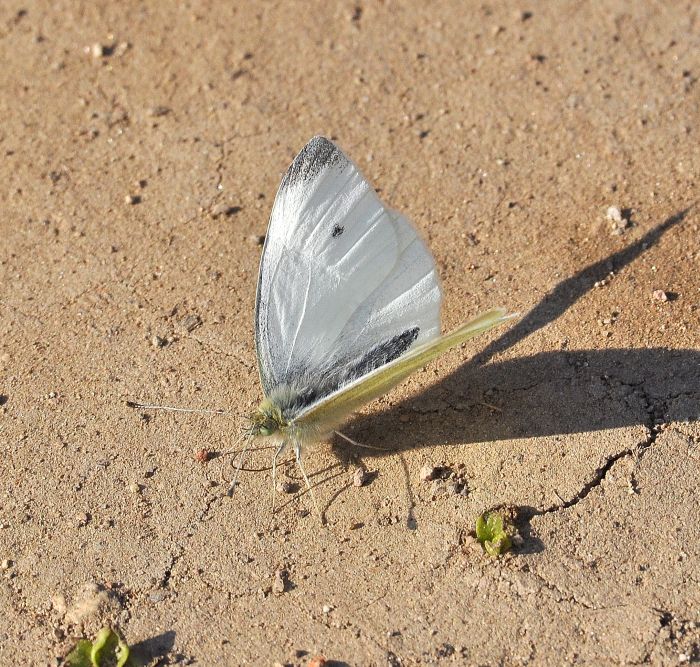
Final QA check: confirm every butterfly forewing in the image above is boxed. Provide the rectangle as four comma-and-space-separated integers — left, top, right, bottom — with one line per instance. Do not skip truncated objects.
255, 137, 442, 413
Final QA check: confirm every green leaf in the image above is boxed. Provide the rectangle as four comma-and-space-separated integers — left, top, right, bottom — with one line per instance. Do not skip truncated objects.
475, 511, 513, 557
475, 514, 488, 541
486, 512, 504, 536
115, 637, 131, 667
91, 627, 120, 666
66, 639, 93, 667
65, 627, 134, 667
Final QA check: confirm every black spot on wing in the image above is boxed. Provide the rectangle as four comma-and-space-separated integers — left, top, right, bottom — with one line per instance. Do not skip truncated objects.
332, 224, 344, 237
280, 136, 347, 190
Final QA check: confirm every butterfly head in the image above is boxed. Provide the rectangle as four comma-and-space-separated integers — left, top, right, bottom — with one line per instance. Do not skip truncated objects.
248, 398, 286, 437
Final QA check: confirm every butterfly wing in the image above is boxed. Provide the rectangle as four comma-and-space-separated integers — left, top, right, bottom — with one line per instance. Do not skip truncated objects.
255, 137, 442, 412
294, 308, 514, 436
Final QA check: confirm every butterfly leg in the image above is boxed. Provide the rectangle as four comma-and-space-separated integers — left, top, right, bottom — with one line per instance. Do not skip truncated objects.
293, 439, 322, 522
271, 439, 287, 514
227, 433, 254, 497
334, 430, 388, 451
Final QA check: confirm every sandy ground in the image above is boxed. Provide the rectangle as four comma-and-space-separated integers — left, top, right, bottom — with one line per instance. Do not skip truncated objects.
1, 1, 699, 665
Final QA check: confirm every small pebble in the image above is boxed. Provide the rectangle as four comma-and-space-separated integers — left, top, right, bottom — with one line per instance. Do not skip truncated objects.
1, 559, 12, 570
194, 449, 211, 463
177, 314, 202, 333
114, 41, 130, 57
128, 483, 141, 494
322, 604, 334, 614
146, 105, 171, 117
124, 194, 141, 205
606, 205, 630, 235
420, 464, 440, 482
352, 467, 369, 487
212, 203, 241, 218
308, 655, 328, 667
606, 206, 622, 223
76, 513, 90, 527
272, 568, 288, 595
151, 334, 166, 348
248, 234, 266, 246
90, 43, 106, 58
212, 202, 229, 218
276, 479, 296, 494
652, 289, 668, 302
149, 590, 166, 603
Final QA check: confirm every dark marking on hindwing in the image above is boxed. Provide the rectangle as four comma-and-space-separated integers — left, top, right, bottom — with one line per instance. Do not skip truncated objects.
345, 327, 420, 381
332, 224, 345, 237
280, 136, 347, 190
270, 327, 421, 419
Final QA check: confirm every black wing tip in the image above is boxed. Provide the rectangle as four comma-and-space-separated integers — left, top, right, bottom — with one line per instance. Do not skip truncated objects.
281, 136, 348, 189
307, 135, 334, 148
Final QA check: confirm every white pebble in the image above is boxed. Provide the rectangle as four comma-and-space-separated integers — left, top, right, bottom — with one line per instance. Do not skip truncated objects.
606, 206, 622, 223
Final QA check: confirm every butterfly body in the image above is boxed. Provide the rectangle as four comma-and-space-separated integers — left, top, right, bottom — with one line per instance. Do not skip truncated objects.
245, 136, 514, 512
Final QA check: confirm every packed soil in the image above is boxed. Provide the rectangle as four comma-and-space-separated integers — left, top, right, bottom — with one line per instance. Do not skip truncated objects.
1, 1, 698, 665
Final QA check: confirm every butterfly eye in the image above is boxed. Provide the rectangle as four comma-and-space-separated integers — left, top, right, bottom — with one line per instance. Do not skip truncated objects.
259, 418, 278, 436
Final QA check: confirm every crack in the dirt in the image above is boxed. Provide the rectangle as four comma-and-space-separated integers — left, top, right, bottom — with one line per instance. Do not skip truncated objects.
528, 376, 665, 518
529, 570, 595, 610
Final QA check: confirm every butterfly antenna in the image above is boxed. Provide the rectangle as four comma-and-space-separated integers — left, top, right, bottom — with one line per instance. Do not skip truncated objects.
126, 400, 229, 415
293, 440, 323, 523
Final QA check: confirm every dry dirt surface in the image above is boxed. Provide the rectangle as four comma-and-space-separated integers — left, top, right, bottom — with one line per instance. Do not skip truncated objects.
1, 1, 699, 665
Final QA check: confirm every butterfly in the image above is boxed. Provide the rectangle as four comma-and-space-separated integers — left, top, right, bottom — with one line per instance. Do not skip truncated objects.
239, 136, 514, 514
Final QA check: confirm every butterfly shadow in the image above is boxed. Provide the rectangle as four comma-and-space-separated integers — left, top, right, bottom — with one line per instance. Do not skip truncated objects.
339, 205, 698, 453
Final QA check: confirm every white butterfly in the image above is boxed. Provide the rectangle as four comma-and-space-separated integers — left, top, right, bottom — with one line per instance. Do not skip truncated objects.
243, 136, 514, 513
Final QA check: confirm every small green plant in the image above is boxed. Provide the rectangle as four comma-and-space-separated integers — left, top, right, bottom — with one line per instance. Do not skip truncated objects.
476, 511, 512, 557
65, 627, 134, 667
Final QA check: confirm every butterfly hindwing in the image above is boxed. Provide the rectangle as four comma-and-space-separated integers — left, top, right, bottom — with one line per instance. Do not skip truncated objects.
294, 308, 512, 435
